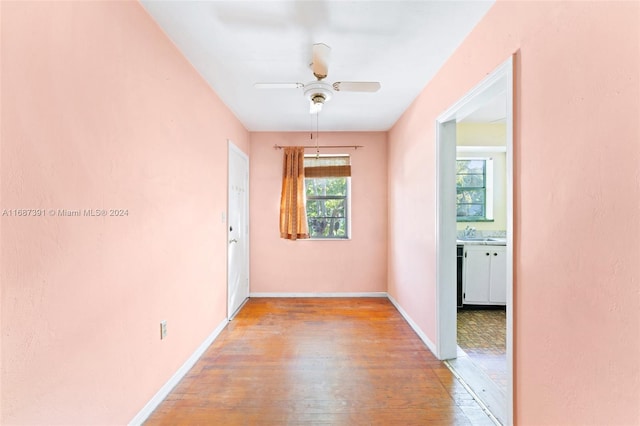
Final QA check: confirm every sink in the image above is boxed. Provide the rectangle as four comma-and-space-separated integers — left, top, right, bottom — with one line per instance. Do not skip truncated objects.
458, 237, 501, 242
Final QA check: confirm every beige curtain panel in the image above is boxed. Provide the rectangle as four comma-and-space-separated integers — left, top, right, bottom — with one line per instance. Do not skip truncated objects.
279, 147, 309, 240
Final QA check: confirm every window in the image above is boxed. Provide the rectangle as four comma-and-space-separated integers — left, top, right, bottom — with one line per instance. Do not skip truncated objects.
456, 158, 493, 221
304, 155, 350, 239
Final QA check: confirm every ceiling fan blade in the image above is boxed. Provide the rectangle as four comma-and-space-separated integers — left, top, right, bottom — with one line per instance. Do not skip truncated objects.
332, 81, 381, 92
311, 43, 331, 80
254, 82, 304, 89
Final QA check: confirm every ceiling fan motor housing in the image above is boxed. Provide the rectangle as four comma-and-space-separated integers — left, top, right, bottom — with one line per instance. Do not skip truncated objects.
304, 81, 333, 106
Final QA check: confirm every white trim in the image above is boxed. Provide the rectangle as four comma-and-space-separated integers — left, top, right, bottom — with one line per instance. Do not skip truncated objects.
387, 294, 438, 356
485, 158, 494, 220
438, 60, 510, 123
435, 56, 514, 425
128, 319, 228, 426
435, 119, 458, 360
504, 55, 515, 426
249, 292, 387, 298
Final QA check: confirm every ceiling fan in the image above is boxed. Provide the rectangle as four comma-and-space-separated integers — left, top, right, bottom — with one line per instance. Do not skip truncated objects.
254, 43, 381, 114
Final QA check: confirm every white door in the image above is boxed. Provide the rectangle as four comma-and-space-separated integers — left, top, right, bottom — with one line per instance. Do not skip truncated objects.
227, 141, 249, 319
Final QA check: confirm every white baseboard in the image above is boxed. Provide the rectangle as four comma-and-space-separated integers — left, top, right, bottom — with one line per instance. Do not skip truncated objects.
128, 319, 228, 426
387, 294, 438, 356
249, 292, 387, 298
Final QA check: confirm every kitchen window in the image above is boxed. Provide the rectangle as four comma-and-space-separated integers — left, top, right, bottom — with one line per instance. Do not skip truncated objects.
304, 155, 350, 239
456, 158, 493, 221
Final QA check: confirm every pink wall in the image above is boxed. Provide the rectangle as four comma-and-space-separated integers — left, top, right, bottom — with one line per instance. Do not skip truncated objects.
1, 1, 248, 424
388, 1, 639, 424
3, 0, 638, 424
250, 132, 387, 294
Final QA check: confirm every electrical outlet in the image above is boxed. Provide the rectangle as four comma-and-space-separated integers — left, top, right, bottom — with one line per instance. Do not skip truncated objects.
160, 320, 167, 340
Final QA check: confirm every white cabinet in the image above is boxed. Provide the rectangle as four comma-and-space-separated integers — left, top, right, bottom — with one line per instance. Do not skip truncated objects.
463, 245, 506, 305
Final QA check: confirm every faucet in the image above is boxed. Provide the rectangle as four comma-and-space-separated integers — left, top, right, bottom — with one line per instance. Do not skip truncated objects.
464, 225, 476, 238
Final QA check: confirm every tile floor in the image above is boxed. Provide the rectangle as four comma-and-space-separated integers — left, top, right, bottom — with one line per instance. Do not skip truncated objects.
456, 307, 507, 392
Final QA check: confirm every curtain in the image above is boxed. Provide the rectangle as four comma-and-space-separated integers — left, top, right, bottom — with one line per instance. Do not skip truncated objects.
280, 147, 309, 240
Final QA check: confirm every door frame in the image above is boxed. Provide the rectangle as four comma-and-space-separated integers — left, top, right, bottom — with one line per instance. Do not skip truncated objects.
435, 56, 514, 423
227, 140, 250, 320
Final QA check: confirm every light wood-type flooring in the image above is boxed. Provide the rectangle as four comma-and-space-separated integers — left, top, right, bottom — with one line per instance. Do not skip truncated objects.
145, 298, 496, 425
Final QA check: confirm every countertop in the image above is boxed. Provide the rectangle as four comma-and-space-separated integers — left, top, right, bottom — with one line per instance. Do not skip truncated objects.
456, 238, 507, 246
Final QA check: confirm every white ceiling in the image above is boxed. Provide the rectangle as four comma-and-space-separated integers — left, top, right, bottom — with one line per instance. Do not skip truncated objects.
459, 90, 506, 124
141, 1, 496, 132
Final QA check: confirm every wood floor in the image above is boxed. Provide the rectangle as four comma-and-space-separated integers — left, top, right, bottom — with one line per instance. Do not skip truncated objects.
145, 298, 495, 425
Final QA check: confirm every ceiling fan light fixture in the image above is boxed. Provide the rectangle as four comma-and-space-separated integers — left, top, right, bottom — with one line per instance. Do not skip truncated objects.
309, 102, 323, 114
304, 81, 332, 114
309, 95, 326, 114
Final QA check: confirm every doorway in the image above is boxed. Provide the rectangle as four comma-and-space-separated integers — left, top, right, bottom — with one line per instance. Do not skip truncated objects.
227, 140, 250, 319
435, 57, 514, 424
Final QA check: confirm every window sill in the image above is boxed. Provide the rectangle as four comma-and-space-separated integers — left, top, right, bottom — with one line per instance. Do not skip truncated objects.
457, 218, 495, 223
304, 238, 351, 241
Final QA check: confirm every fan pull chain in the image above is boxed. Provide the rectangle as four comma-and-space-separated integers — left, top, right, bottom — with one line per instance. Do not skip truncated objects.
315, 112, 320, 158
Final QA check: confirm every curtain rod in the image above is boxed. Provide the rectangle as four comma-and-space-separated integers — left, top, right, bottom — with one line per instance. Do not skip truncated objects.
273, 144, 364, 150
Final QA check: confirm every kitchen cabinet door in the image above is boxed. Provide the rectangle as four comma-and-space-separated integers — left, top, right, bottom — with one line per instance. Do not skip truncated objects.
463, 245, 506, 305
489, 246, 507, 304
463, 246, 491, 304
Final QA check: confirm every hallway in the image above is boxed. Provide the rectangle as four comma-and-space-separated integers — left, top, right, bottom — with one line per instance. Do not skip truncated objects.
146, 298, 496, 425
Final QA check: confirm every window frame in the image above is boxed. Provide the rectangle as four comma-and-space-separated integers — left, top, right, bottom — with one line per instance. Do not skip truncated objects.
304, 154, 351, 240
456, 157, 494, 222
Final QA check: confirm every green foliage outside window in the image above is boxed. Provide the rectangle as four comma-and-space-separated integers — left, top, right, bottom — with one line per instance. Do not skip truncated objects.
456, 159, 486, 220
305, 177, 348, 238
